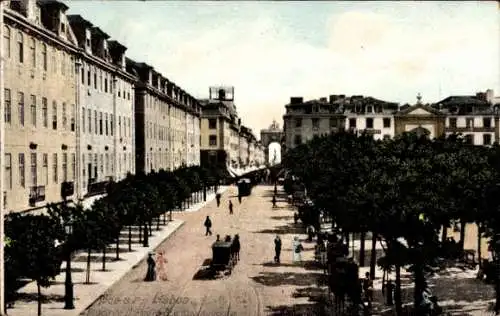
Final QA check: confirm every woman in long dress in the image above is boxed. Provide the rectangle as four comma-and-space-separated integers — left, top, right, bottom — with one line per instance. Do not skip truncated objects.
144, 253, 156, 282
156, 251, 168, 281
293, 236, 304, 263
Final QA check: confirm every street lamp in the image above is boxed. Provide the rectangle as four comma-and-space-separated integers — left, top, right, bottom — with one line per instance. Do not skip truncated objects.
64, 219, 74, 309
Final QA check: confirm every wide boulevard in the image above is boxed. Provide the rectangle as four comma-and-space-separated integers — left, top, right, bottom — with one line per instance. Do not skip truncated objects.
81, 185, 322, 316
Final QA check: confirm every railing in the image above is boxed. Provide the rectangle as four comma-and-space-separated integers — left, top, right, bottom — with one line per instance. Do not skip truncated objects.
29, 185, 46, 206
86, 180, 110, 197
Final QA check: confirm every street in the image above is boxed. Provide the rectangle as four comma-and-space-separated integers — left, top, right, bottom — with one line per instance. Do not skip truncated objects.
81, 185, 323, 316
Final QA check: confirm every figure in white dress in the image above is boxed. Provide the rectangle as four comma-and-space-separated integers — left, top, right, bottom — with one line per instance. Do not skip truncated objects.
293, 236, 304, 263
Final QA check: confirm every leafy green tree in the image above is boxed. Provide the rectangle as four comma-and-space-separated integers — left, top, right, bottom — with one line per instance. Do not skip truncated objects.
5, 214, 63, 316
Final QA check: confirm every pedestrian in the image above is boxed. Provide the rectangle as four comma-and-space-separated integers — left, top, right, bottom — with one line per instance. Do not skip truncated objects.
233, 234, 241, 261
292, 236, 304, 263
216, 192, 221, 207
229, 200, 233, 214
155, 250, 168, 281
274, 235, 282, 263
216, 234, 220, 242
272, 195, 277, 208
363, 272, 374, 306
307, 224, 315, 242
238, 194, 242, 204
144, 252, 156, 281
204, 216, 212, 236
385, 279, 394, 306
294, 212, 299, 224
274, 184, 277, 195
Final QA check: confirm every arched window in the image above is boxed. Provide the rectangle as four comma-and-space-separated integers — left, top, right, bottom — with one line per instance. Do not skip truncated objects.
3, 26, 10, 58
17, 31, 23, 63
42, 44, 47, 71
29, 37, 36, 67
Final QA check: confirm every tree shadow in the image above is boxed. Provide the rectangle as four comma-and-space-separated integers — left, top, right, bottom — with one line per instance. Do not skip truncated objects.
265, 302, 329, 316
15, 293, 65, 303
50, 280, 99, 286
270, 215, 294, 221
251, 271, 324, 287
60, 267, 85, 273
72, 254, 123, 263
258, 260, 324, 271
255, 224, 304, 235
103, 246, 136, 254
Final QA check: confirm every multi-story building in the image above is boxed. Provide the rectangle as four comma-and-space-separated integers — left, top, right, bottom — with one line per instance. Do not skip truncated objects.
283, 95, 399, 150
238, 125, 250, 167
199, 86, 240, 170
3, 0, 79, 212
284, 90, 500, 149
127, 59, 201, 174
67, 15, 136, 199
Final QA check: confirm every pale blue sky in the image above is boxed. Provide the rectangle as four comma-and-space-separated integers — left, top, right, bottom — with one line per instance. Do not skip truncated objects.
66, 1, 499, 135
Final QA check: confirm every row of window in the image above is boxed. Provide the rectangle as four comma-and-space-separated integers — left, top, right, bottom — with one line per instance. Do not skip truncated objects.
448, 117, 492, 128
146, 95, 196, 117
4, 152, 76, 190
81, 107, 132, 138
293, 117, 392, 129
81, 153, 133, 185
291, 133, 494, 146
146, 121, 189, 142
81, 63, 132, 99
4, 26, 74, 75
4, 88, 75, 130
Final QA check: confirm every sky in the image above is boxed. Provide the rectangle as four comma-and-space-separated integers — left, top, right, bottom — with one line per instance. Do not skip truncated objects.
66, 1, 500, 137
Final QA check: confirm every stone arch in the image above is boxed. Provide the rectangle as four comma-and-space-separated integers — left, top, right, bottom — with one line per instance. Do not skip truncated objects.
260, 119, 285, 165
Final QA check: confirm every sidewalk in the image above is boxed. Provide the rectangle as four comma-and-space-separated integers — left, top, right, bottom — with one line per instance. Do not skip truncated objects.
8, 188, 223, 316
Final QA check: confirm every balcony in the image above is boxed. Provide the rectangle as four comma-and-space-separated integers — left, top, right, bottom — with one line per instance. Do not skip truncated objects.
86, 180, 110, 197
61, 181, 74, 198
29, 186, 46, 207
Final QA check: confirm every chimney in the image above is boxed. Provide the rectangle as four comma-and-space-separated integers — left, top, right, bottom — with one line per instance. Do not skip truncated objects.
218, 89, 226, 100
486, 89, 494, 103
319, 97, 327, 102
476, 92, 487, 102
290, 97, 303, 105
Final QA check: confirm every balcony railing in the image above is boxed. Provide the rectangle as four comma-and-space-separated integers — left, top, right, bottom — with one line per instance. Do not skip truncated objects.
86, 180, 110, 197
29, 186, 46, 207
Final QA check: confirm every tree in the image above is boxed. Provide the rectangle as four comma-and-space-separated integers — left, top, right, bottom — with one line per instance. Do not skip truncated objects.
5, 214, 63, 316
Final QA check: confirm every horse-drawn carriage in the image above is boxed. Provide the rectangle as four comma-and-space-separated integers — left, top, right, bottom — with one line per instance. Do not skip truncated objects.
237, 178, 252, 197
208, 235, 240, 277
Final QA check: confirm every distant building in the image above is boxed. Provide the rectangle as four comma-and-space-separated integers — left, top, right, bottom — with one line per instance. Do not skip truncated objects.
283, 95, 398, 150
127, 60, 201, 174
283, 89, 500, 149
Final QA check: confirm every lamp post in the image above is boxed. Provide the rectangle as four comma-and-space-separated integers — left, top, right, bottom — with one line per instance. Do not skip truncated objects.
494, 234, 500, 314
63, 218, 74, 309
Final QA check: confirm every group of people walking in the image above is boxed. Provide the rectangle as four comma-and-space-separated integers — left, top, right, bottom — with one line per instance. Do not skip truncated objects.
144, 251, 168, 282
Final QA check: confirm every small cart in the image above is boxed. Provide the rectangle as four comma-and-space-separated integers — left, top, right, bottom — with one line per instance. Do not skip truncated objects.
210, 241, 236, 276
237, 178, 252, 197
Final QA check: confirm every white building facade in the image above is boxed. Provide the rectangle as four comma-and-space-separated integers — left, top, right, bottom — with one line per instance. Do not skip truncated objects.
68, 15, 135, 199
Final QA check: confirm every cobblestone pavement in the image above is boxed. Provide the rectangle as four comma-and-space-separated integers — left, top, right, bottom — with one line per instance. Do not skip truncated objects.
82, 185, 322, 316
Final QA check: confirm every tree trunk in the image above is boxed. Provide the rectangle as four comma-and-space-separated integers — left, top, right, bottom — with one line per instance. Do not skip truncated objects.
138, 224, 142, 243
413, 261, 425, 313
86, 249, 91, 284
116, 234, 120, 260
395, 263, 403, 316
128, 226, 132, 251
345, 232, 350, 256
102, 245, 106, 271
459, 218, 466, 251
37, 281, 42, 316
156, 216, 160, 231
370, 232, 377, 277
477, 222, 482, 268
148, 220, 153, 236
441, 224, 448, 243
163, 212, 166, 225
143, 223, 149, 247
359, 231, 366, 267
